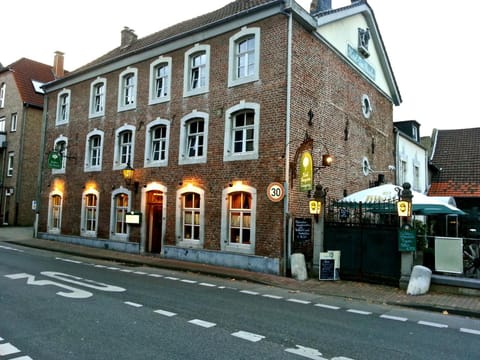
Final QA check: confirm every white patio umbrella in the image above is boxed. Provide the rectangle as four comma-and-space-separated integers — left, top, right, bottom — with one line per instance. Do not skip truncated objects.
339, 184, 465, 215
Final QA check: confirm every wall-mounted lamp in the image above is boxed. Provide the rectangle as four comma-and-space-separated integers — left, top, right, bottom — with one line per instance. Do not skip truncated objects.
322, 154, 333, 167
122, 161, 135, 186
309, 184, 328, 222
396, 182, 413, 217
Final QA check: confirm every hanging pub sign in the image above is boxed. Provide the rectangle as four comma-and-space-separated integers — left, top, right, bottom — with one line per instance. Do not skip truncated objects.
47, 151, 63, 169
299, 151, 313, 192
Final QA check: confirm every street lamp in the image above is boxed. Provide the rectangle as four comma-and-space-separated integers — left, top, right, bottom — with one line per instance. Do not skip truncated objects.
397, 182, 413, 217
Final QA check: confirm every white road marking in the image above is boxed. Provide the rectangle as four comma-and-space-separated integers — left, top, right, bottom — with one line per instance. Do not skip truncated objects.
199, 282, 216, 287
287, 298, 311, 304
0, 342, 20, 356
106, 267, 120, 270
347, 309, 372, 315
418, 321, 448, 328
154, 309, 177, 317
231, 331, 265, 342
148, 274, 163, 278
94, 264, 107, 268
9, 356, 33, 360
240, 290, 259, 295
120, 269, 133, 273
133, 271, 147, 275
460, 328, 480, 335
181, 279, 197, 284
165, 276, 179, 280
56, 257, 82, 264
262, 294, 283, 299
124, 301, 143, 307
285, 345, 327, 359
314, 303, 340, 310
0, 245, 23, 252
188, 319, 216, 328
380, 314, 408, 322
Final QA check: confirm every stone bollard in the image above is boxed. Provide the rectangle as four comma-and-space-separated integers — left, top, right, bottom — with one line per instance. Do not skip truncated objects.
406, 265, 432, 296
291, 253, 308, 281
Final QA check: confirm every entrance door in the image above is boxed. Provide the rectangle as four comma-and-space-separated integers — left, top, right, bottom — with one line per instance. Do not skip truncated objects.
146, 191, 163, 253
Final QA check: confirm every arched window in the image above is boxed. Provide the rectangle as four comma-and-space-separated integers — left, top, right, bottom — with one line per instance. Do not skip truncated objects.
48, 191, 63, 234
81, 189, 99, 237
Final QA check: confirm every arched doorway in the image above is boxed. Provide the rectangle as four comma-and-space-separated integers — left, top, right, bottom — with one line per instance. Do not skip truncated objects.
146, 190, 163, 253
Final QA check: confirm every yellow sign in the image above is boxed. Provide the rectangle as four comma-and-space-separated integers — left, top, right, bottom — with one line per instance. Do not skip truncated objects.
397, 201, 411, 217
309, 200, 322, 215
299, 151, 313, 192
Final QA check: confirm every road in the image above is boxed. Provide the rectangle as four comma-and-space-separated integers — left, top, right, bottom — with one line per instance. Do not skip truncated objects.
1, 242, 479, 360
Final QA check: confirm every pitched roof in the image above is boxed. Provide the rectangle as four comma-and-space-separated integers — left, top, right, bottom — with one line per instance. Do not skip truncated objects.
2, 58, 57, 108
74, 0, 279, 73
428, 128, 480, 197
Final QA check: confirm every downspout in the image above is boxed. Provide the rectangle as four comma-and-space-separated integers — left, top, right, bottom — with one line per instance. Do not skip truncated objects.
15, 103, 29, 225
283, 5, 293, 276
34, 94, 49, 237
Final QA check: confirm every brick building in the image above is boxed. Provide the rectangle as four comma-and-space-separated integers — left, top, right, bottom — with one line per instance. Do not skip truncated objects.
0, 55, 62, 225
38, 0, 401, 275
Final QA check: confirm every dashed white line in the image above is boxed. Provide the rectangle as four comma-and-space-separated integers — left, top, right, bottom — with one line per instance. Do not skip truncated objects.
315, 303, 340, 310
240, 290, 259, 295
460, 328, 480, 335
199, 282, 216, 287
262, 294, 283, 299
148, 274, 163, 278
188, 319, 216, 328
133, 271, 147, 275
120, 269, 133, 273
0, 342, 20, 356
154, 309, 177, 317
0, 245, 23, 252
285, 345, 326, 359
181, 279, 197, 284
124, 301, 143, 308
56, 257, 81, 264
231, 331, 265, 342
380, 314, 408, 322
165, 276, 179, 280
418, 321, 448, 328
347, 309, 372, 315
287, 298, 311, 304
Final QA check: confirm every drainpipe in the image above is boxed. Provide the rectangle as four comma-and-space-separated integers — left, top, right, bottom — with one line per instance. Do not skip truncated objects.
283, 5, 293, 276
15, 103, 29, 225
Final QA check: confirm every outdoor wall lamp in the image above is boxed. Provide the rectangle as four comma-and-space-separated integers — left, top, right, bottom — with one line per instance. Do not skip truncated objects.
122, 161, 135, 186
309, 184, 328, 222
396, 182, 413, 217
322, 154, 333, 167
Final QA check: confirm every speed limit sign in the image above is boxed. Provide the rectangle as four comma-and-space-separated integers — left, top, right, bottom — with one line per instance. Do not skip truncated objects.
267, 182, 285, 202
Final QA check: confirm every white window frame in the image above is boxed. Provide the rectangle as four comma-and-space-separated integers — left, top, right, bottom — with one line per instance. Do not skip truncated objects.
7, 152, 14, 177
110, 188, 131, 241
117, 67, 138, 112
178, 111, 209, 165
10, 113, 17, 132
175, 185, 205, 248
361, 94, 372, 119
47, 190, 63, 234
56, 89, 71, 125
149, 57, 172, 104
183, 44, 210, 97
0, 116, 5, 132
144, 118, 170, 168
89, 77, 107, 118
224, 101, 260, 161
84, 129, 104, 172
0, 83, 5, 108
53, 135, 68, 174
228, 27, 260, 87
80, 189, 99, 237
113, 124, 136, 170
221, 184, 256, 254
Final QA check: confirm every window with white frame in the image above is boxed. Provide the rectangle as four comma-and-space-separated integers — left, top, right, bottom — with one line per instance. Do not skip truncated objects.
179, 111, 208, 165
10, 113, 17, 132
114, 125, 135, 170
81, 190, 99, 237
7, 152, 14, 177
0, 83, 5, 108
56, 89, 71, 125
0, 116, 5, 132
221, 185, 256, 254
413, 164, 420, 191
89, 77, 106, 118
110, 189, 130, 241
48, 191, 62, 234
144, 118, 170, 167
84, 129, 104, 172
183, 44, 210, 97
176, 186, 205, 248
118, 68, 137, 111
53, 136, 68, 173
228, 27, 260, 87
399, 159, 407, 185
224, 101, 260, 161
149, 57, 171, 104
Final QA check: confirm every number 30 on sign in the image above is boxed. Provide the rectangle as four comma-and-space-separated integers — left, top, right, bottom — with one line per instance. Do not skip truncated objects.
267, 182, 285, 202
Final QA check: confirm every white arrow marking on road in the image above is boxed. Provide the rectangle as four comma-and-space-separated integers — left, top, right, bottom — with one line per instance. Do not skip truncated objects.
41, 271, 125, 292
0, 342, 20, 356
285, 345, 327, 359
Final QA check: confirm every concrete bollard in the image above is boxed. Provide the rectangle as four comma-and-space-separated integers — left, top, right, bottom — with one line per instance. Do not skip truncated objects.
291, 253, 308, 281
407, 265, 432, 296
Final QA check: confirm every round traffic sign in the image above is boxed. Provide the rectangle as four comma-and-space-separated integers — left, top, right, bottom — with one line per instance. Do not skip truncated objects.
267, 182, 285, 202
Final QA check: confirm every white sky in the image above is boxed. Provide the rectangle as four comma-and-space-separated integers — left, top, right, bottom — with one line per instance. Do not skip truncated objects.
2, 0, 479, 136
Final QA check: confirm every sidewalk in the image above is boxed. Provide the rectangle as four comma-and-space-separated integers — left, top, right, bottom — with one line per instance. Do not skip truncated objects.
1, 226, 479, 318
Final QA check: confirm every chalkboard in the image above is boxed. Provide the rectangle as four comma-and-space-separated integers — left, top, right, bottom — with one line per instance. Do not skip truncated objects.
294, 218, 312, 242
319, 258, 335, 280
398, 226, 416, 252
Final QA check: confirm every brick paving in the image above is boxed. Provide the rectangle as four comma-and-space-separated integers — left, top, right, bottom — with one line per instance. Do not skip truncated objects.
1, 226, 479, 318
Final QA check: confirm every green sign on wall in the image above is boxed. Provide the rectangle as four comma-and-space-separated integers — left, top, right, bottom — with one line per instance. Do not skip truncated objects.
47, 151, 63, 169
398, 224, 417, 252
299, 151, 313, 192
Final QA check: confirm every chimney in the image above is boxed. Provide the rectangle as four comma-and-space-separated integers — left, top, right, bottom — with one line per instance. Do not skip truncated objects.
53, 51, 65, 78
121, 27, 137, 47
310, 0, 332, 13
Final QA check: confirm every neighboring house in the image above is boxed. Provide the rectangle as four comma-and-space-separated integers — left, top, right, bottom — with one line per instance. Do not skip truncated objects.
393, 120, 428, 193
38, 0, 401, 275
0, 54, 64, 225
428, 127, 480, 237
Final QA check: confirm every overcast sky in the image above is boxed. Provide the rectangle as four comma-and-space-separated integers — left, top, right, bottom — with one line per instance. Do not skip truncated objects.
3, 0, 478, 137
